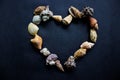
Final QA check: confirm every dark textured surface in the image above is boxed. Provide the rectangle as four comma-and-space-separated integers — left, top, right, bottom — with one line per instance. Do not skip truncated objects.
0, 0, 120, 80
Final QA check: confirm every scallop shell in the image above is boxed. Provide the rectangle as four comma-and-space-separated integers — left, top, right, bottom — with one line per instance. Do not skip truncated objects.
34, 6, 46, 15
62, 15, 73, 25
69, 6, 82, 18
52, 15, 62, 22
80, 41, 94, 49
28, 23, 39, 35
74, 48, 87, 59
90, 17, 98, 30
55, 60, 64, 72
30, 34, 43, 49
90, 29, 97, 42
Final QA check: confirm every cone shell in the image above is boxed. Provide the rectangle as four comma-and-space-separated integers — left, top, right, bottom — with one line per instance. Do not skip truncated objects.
90, 29, 97, 42
52, 15, 62, 22
90, 17, 98, 30
30, 34, 43, 49
74, 48, 87, 59
34, 6, 46, 15
62, 15, 73, 25
69, 6, 82, 18
80, 41, 94, 49
55, 60, 64, 72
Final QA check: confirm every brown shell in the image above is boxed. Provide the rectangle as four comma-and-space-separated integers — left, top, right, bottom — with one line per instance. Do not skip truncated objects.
34, 6, 46, 15
30, 34, 43, 49
55, 60, 64, 72
74, 48, 87, 59
90, 17, 98, 30
69, 6, 82, 18
52, 15, 62, 22
90, 29, 97, 42
62, 15, 73, 25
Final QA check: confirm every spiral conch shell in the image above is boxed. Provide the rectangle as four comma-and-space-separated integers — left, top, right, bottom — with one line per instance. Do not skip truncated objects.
80, 41, 94, 49
62, 15, 73, 25
30, 34, 43, 49
74, 48, 87, 59
90, 29, 97, 42
55, 60, 64, 72
52, 15, 62, 22
69, 6, 82, 18
90, 17, 98, 30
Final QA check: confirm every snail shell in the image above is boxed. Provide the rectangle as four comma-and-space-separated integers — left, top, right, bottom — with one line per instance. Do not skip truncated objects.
69, 6, 82, 18
30, 34, 43, 49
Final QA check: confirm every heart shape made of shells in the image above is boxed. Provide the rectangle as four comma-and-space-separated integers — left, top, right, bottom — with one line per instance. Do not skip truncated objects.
28, 5, 98, 72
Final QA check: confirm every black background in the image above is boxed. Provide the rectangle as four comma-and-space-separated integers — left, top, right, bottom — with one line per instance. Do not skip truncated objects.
0, 0, 120, 80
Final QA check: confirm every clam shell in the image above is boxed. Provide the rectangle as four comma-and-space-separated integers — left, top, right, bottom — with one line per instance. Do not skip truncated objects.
69, 6, 82, 18
90, 29, 97, 42
90, 17, 98, 30
74, 48, 87, 59
34, 6, 46, 15
52, 15, 62, 22
62, 15, 73, 25
30, 34, 43, 49
28, 23, 39, 35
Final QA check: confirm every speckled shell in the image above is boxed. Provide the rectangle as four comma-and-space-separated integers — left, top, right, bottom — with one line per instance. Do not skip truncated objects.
30, 34, 43, 49
90, 29, 97, 42
74, 48, 87, 59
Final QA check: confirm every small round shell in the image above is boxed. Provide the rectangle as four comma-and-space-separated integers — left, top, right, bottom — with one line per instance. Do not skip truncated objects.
28, 23, 39, 35
32, 15, 41, 25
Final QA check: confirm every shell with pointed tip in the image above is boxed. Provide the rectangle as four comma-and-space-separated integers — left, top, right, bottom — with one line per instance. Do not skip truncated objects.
62, 15, 73, 25
69, 6, 82, 18
90, 29, 97, 42
34, 6, 46, 15
52, 15, 62, 22
90, 17, 98, 30
80, 41, 94, 49
74, 48, 87, 59
30, 34, 43, 49
28, 23, 39, 35
55, 60, 64, 72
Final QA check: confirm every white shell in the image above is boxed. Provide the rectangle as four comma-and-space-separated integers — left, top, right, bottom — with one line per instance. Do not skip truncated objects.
40, 48, 51, 56
80, 41, 94, 49
32, 15, 41, 25
28, 23, 39, 35
49, 61, 55, 65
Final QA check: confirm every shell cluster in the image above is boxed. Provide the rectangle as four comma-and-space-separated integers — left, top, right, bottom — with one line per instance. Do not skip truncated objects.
27, 5, 99, 72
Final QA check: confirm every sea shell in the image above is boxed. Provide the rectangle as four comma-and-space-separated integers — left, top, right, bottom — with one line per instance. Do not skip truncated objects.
81, 7, 94, 17
90, 29, 97, 42
34, 6, 46, 15
64, 56, 76, 69
40, 48, 51, 56
32, 15, 41, 25
90, 17, 98, 30
55, 60, 64, 72
52, 15, 62, 22
62, 15, 73, 25
69, 6, 82, 18
73, 48, 87, 59
30, 34, 43, 49
46, 54, 58, 66
28, 22, 39, 35
80, 41, 94, 49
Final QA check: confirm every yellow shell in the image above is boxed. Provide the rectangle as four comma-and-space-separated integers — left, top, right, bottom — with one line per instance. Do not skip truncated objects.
30, 34, 43, 49
74, 48, 87, 59
90, 29, 97, 42
52, 15, 62, 22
